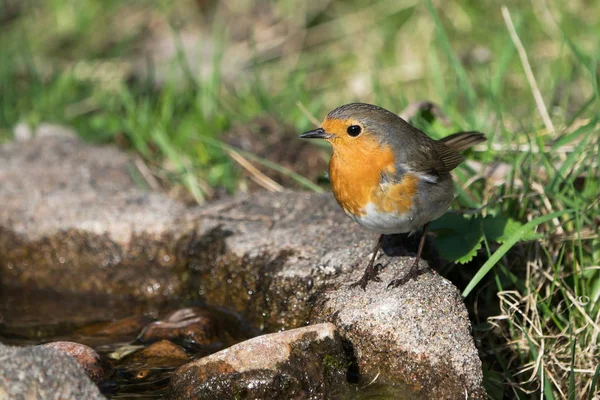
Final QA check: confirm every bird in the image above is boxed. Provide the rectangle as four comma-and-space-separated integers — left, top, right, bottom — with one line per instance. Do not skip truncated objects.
300, 102, 486, 290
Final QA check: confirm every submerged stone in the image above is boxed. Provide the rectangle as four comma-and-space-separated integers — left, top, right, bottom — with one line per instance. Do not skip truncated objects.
130, 340, 189, 363
0, 133, 485, 398
41, 341, 107, 383
75, 315, 154, 339
167, 323, 349, 399
0, 342, 105, 399
137, 316, 218, 348
118, 340, 190, 384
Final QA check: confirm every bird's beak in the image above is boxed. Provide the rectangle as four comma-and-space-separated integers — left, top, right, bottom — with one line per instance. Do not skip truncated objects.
300, 127, 332, 140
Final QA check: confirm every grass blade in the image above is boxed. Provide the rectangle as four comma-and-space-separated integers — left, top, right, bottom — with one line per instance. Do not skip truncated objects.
462, 209, 574, 297
568, 331, 576, 400
195, 134, 325, 193
424, 0, 476, 109
589, 363, 600, 400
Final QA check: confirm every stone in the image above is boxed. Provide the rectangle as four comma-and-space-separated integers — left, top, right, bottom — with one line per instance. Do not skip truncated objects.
35, 123, 78, 139
75, 315, 154, 339
120, 340, 190, 382
167, 323, 349, 399
137, 316, 218, 348
0, 133, 192, 299
41, 341, 106, 383
135, 306, 258, 356
0, 342, 105, 399
311, 264, 486, 399
130, 340, 189, 363
0, 133, 485, 397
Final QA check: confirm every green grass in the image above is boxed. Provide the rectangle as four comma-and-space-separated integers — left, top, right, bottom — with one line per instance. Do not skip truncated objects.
1, 0, 599, 398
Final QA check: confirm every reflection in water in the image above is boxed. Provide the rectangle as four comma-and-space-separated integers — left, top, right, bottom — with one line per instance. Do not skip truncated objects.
0, 287, 408, 399
0, 286, 257, 398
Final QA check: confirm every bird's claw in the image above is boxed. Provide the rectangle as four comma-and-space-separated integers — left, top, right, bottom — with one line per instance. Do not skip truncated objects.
349, 263, 383, 290
387, 261, 430, 289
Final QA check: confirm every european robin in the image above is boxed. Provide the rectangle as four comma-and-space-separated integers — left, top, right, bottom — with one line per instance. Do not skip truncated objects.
300, 103, 486, 289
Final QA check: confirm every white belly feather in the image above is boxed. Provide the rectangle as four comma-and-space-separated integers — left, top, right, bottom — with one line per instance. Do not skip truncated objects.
346, 202, 419, 234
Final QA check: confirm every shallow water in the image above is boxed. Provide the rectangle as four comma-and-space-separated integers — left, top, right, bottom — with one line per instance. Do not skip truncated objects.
0, 286, 257, 398
0, 286, 412, 399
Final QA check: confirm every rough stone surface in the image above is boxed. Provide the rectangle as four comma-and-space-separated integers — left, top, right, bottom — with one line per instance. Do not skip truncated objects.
0, 134, 484, 397
123, 340, 190, 376
135, 306, 256, 355
130, 339, 189, 362
137, 315, 217, 347
41, 341, 106, 383
167, 323, 349, 399
311, 266, 486, 399
0, 342, 105, 399
0, 133, 192, 299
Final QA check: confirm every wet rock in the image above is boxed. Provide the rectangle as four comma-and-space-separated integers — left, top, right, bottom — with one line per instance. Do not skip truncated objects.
135, 306, 257, 356
167, 323, 349, 399
138, 315, 218, 349
311, 264, 486, 399
0, 132, 192, 299
0, 133, 392, 330
131, 340, 189, 363
41, 341, 107, 383
163, 307, 200, 322
0, 342, 105, 399
0, 133, 484, 397
75, 315, 154, 339
120, 340, 190, 382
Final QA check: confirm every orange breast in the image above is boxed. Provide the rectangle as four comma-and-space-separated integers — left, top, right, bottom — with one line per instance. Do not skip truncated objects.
372, 174, 418, 213
329, 139, 416, 217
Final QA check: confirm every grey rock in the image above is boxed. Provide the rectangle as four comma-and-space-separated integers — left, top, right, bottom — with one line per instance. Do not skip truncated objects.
0, 133, 192, 299
311, 265, 486, 399
0, 133, 484, 397
41, 341, 106, 383
167, 323, 349, 399
0, 342, 105, 399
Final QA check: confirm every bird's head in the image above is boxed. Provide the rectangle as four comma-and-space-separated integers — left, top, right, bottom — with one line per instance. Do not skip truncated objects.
300, 103, 402, 157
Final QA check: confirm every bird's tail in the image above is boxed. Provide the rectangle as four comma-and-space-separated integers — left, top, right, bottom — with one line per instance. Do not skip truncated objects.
438, 131, 486, 152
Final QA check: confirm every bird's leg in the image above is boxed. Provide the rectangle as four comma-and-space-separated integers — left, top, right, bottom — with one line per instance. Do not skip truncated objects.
349, 234, 384, 290
388, 222, 430, 288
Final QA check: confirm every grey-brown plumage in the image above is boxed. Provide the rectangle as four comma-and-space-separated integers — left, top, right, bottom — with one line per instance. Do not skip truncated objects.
301, 102, 486, 289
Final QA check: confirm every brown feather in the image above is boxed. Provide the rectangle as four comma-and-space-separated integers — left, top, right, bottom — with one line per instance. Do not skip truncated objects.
434, 131, 486, 172
439, 131, 486, 152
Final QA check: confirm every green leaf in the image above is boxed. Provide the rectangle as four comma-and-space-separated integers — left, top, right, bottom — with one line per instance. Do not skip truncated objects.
430, 213, 539, 265
429, 212, 472, 232
481, 215, 510, 242
430, 213, 480, 263
462, 210, 574, 297
436, 229, 483, 264
484, 216, 540, 243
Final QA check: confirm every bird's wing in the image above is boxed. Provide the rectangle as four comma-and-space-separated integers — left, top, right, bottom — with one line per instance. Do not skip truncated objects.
385, 126, 454, 184
387, 126, 485, 183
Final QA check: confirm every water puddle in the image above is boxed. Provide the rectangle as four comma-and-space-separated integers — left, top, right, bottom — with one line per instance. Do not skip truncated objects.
1, 286, 414, 399
0, 286, 258, 399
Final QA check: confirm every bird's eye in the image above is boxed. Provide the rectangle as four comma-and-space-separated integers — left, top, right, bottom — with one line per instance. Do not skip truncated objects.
347, 125, 362, 137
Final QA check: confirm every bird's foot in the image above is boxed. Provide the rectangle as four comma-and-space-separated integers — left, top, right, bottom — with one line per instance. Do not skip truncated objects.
387, 260, 429, 289
349, 263, 383, 291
